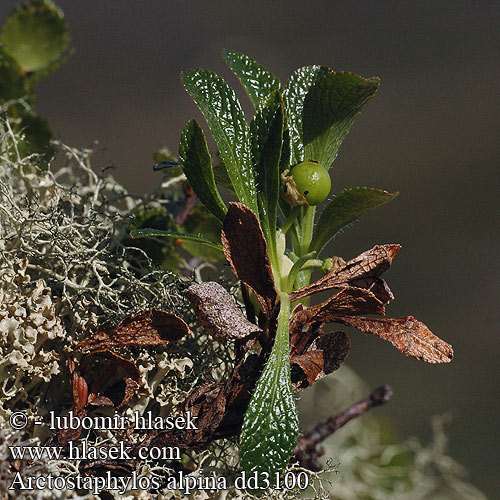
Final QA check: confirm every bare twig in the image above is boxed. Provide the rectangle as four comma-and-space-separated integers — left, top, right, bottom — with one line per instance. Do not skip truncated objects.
294, 384, 393, 470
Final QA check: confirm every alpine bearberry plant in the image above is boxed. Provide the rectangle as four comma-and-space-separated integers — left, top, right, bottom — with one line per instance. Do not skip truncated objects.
132, 49, 454, 479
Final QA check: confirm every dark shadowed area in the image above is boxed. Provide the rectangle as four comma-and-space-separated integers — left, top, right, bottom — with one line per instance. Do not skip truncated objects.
1, 0, 498, 496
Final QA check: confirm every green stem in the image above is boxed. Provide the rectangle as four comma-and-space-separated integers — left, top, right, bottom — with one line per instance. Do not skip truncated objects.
301, 259, 324, 270
280, 206, 300, 234
299, 205, 316, 256
286, 252, 316, 293
292, 205, 316, 296
275, 291, 291, 353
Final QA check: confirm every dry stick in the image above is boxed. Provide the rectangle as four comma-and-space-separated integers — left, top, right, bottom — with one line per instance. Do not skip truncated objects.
294, 384, 393, 471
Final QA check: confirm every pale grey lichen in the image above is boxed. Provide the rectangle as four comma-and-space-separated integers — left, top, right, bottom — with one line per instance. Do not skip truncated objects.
0, 259, 66, 415
0, 116, 232, 499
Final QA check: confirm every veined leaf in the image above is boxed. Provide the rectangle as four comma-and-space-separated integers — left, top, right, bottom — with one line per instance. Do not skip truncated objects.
213, 151, 235, 193
130, 228, 223, 252
303, 72, 380, 169
221, 202, 277, 319
1, 0, 70, 73
182, 69, 258, 215
250, 93, 284, 251
310, 187, 398, 254
240, 295, 298, 477
283, 66, 332, 165
279, 127, 291, 174
223, 49, 281, 111
179, 119, 227, 222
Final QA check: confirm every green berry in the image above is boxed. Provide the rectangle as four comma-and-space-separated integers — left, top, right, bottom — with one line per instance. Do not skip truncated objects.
290, 161, 331, 205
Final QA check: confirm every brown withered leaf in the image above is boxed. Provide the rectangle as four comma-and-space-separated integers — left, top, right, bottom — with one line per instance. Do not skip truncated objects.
150, 381, 229, 451
291, 244, 401, 302
183, 382, 227, 441
221, 202, 278, 319
291, 331, 350, 391
79, 350, 142, 409
184, 281, 262, 340
314, 331, 351, 375
138, 383, 226, 454
76, 309, 190, 351
350, 276, 394, 304
71, 371, 89, 413
291, 350, 323, 388
334, 315, 453, 363
57, 409, 87, 445
291, 286, 385, 335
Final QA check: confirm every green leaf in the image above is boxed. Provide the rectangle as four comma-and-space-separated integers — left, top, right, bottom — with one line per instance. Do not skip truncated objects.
283, 66, 332, 165
182, 68, 258, 215
124, 208, 182, 272
222, 49, 281, 111
240, 294, 298, 477
286, 251, 316, 293
130, 228, 223, 252
1, 0, 70, 73
303, 72, 380, 170
179, 119, 227, 222
279, 127, 291, 174
213, 154, 234, 193
181, 208, 224, 262
0, 51, 31, 102
310, 187, 398, 254
250, 93, 284, 251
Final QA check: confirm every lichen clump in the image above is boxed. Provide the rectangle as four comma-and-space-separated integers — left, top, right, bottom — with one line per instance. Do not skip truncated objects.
0, 117, 234, 498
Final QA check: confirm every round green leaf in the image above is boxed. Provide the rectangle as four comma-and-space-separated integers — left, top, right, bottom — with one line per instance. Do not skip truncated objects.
1, 0, 70, 73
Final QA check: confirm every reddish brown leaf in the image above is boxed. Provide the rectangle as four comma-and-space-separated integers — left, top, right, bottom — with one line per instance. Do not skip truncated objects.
76, 309, 190, 352
88, 395, 114, 407
221, 202, 277, 319
184, 382, 227, 436
10, 460, 22, 472
291, 287, 385, 336
72, 372, 88, 413
150, 382, 227, 451
118, 378, 140, 409
350, 277, 394, 304
79, 350, 142, 409
291, 244, 401, 301
314, 331, 351, 375
57, 409, 86, 445
184, 281, 262, 340
334, 315, 453, 363
291, 331, 350, 391
291, 350, 324, 389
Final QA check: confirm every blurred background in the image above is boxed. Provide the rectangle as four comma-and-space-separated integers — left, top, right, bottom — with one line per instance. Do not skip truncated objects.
1, 1, 498, 496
